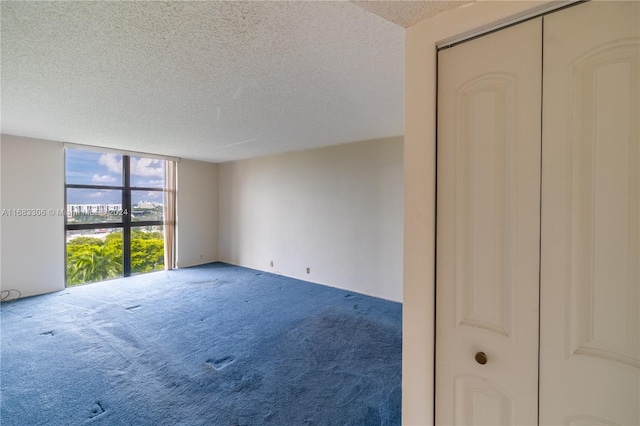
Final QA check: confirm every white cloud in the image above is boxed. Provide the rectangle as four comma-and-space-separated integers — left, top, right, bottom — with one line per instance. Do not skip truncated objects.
92, 174, 117, 184
98, 154, 122, 174
146, 191, 162, 199
98, 154, 163, 178
131, 158, 163, 178
89, 191, 104, 198
135, 178, 163, 187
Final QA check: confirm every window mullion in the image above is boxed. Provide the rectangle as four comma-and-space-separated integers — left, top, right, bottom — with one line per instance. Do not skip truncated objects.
123, 156, 132, 277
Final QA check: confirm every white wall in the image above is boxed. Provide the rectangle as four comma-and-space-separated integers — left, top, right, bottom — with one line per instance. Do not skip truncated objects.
218, 137, 403, 302
176, 159, 219, 268
0, 135, 65, 297
403, 1, 554, 423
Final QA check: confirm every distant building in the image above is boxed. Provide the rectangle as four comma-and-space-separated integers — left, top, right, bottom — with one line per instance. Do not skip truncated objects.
67, 203, 122, 215
135, 201, 162, 209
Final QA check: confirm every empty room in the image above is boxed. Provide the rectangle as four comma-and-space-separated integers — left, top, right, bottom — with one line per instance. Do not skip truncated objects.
1, 1, 638, 425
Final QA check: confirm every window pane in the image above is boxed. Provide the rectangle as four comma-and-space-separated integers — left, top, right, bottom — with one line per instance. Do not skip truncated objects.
66, 229, 123, 286
66, 188, 123, 224
132, 190, 163, 222
131, 226, 164, 275
130, 156, 164, 188
65, 149, 122, 186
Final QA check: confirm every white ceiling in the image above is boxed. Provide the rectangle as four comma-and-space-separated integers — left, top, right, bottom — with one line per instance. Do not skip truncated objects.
1, 1, 470, 163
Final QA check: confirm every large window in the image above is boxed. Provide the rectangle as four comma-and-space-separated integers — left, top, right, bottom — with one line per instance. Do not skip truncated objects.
65, 148, 172, 286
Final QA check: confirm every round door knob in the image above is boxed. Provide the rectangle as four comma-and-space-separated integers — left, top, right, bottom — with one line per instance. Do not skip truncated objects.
475, 352, 487, 365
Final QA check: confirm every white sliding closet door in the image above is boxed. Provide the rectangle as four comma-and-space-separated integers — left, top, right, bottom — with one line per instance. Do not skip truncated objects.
540, 2, 640, 425
436, 18, 542, 426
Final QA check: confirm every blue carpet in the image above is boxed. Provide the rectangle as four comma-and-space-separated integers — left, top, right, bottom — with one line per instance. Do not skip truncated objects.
0, 263, 402, 425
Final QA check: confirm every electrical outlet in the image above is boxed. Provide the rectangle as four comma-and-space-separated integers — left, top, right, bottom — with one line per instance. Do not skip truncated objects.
306, 267, 310, 274
270, 261, 274, 267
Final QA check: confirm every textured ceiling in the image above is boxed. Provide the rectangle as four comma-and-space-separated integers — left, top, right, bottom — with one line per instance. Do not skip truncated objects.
1, 1, 467, 163
352, 0, 473, 28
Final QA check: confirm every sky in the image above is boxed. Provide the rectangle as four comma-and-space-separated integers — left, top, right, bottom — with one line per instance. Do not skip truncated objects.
66, 149, 165, 205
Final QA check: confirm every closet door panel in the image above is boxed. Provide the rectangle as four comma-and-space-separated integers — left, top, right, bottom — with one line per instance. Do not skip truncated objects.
541, 1, 640, 425
436, 18, 542, 426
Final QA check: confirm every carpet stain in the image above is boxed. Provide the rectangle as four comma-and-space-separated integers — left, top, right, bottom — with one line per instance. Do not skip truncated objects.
362, 406, 381, 424
125, 305, 142, 311
88, 401, 105, 419
205, 356, 235, 370
40, 331, 55, 336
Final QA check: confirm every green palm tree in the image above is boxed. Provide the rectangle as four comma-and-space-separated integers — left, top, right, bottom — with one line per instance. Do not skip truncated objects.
67, 245, 121, 285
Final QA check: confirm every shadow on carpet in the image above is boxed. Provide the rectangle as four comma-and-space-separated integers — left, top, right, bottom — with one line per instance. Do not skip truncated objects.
1, 263, 402, 425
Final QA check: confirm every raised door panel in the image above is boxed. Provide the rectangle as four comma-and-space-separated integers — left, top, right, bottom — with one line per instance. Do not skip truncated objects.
541, 1, 640, 425
436, 18, 541, 426
454, 375, 512, 425
454, 74, 516, 342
